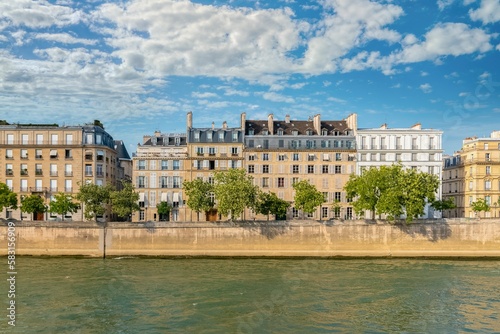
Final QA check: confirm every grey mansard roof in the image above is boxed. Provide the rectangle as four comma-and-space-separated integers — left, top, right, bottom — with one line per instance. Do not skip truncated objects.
245, 120, 351, 136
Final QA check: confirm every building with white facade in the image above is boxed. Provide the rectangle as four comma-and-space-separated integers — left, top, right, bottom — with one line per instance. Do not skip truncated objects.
356, 123, 443, 218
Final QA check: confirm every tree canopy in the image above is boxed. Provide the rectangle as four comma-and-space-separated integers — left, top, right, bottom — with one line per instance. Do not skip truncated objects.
20, 194, 46, 218
470, 198, 490, 218
0, 182, 18, 212
345, 164, 439, 222
75, 183, 113, 222
49, 193, 79, 220
292, 180, 324, 216
255, 191, 290, 220
183, 178, 214, 219
213, 168, 258, 220
110, 181, 140, 220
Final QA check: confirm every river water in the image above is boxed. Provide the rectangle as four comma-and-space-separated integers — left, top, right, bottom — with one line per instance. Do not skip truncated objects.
2, 257, 499, 333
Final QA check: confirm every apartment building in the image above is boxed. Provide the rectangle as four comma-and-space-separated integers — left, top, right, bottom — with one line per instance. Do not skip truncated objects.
132, 131, 188, 222
356, 123, 443, 218
0, 121, 129, 221
244, 113, 358, 220
443, 131, 500, 218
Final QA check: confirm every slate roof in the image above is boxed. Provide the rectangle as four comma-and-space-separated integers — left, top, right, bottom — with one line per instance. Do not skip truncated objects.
245, 119, 350, 135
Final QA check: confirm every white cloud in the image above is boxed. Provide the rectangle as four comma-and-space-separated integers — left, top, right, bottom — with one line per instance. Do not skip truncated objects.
192, 92, 218, 98
420, 83, 432, 93
327, 96, 347, 103
32, 32, 97, 45
421, 71, 429, 76
262, 92, 295, 103
438, 0, 455, 10
302, 0, 404, 74
469, 0, 500, 24
464, 0, 477, 4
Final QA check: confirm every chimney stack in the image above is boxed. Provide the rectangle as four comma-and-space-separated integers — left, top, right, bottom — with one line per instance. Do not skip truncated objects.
313, 114, 321, 135
285, 114, 290, 123
268, 114, 274, 135
222, 121, 227, 129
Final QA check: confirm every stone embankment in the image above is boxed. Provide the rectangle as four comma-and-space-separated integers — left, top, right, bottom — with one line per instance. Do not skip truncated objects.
1, 219, 499, 258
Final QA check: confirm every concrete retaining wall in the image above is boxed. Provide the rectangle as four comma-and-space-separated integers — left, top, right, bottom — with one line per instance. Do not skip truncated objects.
1, 220, 500, 257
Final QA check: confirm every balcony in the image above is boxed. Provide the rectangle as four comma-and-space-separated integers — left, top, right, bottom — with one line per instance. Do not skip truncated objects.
5, 169, 13, 176
85, 172, 93, 177
35, 155, 43, 160
35, 170, 43, 176
30, 187, 48, 193
65, 171, 73, 177
65, 187, 73, 193
50, 171, 58, 176
20, 170, 28, 176
50, 187, 58, 192
96, 172, 104, 177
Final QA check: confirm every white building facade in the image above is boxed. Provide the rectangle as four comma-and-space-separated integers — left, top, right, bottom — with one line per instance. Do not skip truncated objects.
356, 123, 443, 218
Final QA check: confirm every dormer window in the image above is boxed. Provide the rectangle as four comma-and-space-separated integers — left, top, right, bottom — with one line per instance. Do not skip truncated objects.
262, 129, 268, 135
277, 129, 284, 136
218, 132, 224, 142
292, 130, 298, 136
207, 132, 212, 141
232, 132, 238, 142
322, 129, 328, 136
306, 130, 313, 136
194, 132, 200, 142
248, 129, 254, 135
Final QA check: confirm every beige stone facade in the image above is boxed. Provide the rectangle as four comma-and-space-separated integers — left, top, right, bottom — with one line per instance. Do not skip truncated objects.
443, 131, 500, 218
0, 122, 129, 221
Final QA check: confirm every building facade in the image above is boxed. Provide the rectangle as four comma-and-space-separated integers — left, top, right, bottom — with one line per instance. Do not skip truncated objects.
244, 113, 358, 220
0, 121, 129, 221
356, 123, 443, 218
131, 131, 188, 222
443, 131, 500, 218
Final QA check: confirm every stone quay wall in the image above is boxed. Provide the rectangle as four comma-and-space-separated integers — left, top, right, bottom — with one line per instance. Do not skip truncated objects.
1, 219, 500, 258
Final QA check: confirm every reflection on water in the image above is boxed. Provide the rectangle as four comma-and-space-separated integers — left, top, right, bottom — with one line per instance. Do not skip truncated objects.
1, 258, 499, 333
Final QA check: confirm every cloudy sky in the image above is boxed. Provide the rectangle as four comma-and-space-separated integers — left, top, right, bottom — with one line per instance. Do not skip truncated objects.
0, 0, 499, 154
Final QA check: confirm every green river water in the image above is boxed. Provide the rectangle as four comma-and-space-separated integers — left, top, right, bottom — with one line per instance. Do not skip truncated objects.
1, 257, 499, 333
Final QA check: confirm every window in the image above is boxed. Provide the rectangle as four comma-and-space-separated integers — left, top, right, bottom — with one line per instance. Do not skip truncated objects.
218, 132, 224, 141
485, 196, 491, 205
486, 153, 491, 161
293, 153, 299, 161
292, 208, 299, 218
138, 160, 146, 170
322, 165, 329, 174
306, 140, 315, 149
321, 140, 331, 148
50, 150, 58, 159
209, 147, 216, 155
65, 180, 72, 192
21, 149, 28, 159
65, 134, 73, 144
346, 207, 353, 219
232, 147, 238, 156
248, 154, 255, 161
35, 149, 42, 159
262, 153, 269, 161
5, 149, 13, 159
232, 132, 238, 142
36, 134, 43, 144
484, 143, 489, 150
85, 164, 92, 176
322, 192, 329, 202
194, 132, 200, 142
96, 164, 103, 177
486, 166, 491, 175
51, 134, 58, 145
173, 160, 180, 170
138, 176, 145, 188
469, 181, 473, 190
292, 165, 299, 174
97, 150, 104, 161
197, 147, 204, 155
21, 134, 28, 145
335, 192, 341, 202
207, 132, 212, 141
277, 178, 285, 188
35, 164, 42, 176
262, 177, 269, 188
277, 129, 284, 136
262, 165, 269, 173
292, 177, 299, 185
292, 130, 298, 136
307, 165, 314, 174
380, 154, 386, 161
278, 154, 285, 161
278, 140, 284, 148
335, 165, 341, 174
306, 130, 313, 136
248, 165, 255, 173
335, 153, 341, 161
485, 180, 491, 190
65, 164, 72, 176
322, 129, 328, 136
173, 176, 181, 188
50, 179, 58, 192
308, 154, 315, 161
261, 130, 268, 135
20, 164, 28, 175
65, 149, 72, 159
248, 129, 254, 136
50, 164, 57, 176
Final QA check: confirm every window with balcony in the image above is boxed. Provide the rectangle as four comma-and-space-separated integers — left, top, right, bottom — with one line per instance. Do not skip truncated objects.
96, 164, 103, 177
231, 147, 238, 156
50, 164, 58, 176
209, 147, 216, 156
5, 149, 13, 159
65, 165, 72, 176
97, 150, 104, 161
35, 149, 43, 159
50, 150, 58, 159
85, 164, 92, 176
65, 149, 72, 159
20, 164, 28, 176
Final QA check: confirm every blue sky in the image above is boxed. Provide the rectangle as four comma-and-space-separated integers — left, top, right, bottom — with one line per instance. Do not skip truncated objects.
0, 0, 499, 155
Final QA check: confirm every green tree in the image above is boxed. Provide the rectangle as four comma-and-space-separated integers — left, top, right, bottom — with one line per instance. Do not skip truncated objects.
156, 201, 172, 221
183, 178, 214, 221
255, 191, 290, 220
471, 198, 490, 218
20, 194, 47, 220
49, 193, 79, 221
293, 180, 324, 218
331, 200, 341, 219
213, 168, 258, 220
0, 182, 18, 215
431, 198, 456, 217
345, 164, 439, 222
110, 181, 140, 221
75, 183, 113, 222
